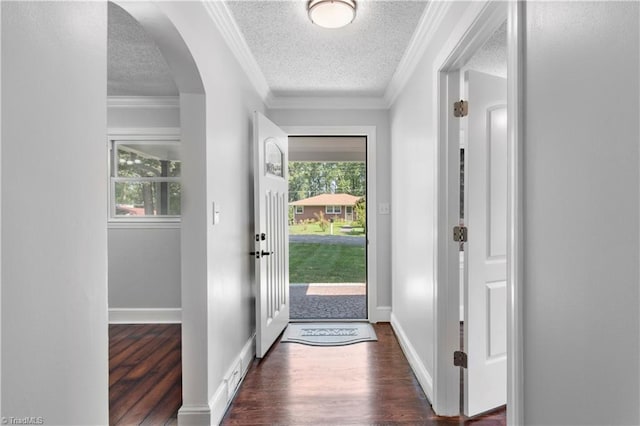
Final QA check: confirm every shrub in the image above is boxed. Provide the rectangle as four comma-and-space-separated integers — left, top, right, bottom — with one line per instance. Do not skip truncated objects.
313, 211, 329, 232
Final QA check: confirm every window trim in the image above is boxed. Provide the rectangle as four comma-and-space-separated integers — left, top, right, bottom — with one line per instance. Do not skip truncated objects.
325, 205, 342, 214
295, 206, 304, 215
107, 130, 181, 225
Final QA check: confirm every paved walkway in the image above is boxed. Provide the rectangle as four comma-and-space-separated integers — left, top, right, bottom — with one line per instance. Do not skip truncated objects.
290, 283, 366, 320
290, 235, 365, 246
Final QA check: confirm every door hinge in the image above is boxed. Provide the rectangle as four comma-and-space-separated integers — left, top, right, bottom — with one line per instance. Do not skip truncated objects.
453, 226, 468, 243
453, 100, 468, 118
454, 350, 467, 368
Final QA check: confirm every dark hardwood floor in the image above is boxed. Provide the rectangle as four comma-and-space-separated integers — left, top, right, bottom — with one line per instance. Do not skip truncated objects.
109, 324, 181, 426
108, 323, 504, 425
222, 323, 506, 425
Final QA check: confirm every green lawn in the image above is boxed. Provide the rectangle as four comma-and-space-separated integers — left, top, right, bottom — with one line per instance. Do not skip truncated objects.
289, 243, 366, 283
289, 222, 365, 236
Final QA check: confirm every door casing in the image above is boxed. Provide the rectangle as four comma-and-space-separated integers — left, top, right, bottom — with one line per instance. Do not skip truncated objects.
433, 1, 524, 423
282, 125, 380, 323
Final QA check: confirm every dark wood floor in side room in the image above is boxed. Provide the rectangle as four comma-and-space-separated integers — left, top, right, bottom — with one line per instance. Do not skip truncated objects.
222, 323, 505, 425
109, 324, 181, 426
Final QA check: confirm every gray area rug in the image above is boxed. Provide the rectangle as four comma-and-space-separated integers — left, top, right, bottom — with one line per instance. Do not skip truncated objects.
280, 322, 377, 346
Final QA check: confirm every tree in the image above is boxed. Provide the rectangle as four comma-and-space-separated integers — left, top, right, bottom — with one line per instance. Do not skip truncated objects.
354, 197, 366, 231
288, 161, 365, 202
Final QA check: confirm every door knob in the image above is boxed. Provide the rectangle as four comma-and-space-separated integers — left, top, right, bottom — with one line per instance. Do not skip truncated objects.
249, 250, 274, 258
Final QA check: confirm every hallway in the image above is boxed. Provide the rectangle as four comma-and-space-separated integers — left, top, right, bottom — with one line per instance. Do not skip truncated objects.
222, 323, 506, 425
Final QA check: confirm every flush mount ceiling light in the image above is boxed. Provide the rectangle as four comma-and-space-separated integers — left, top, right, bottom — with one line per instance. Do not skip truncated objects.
308, 0, 356, 29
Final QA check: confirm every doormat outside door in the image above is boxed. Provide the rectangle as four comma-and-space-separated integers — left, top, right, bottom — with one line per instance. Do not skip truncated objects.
280, 322, 377, 346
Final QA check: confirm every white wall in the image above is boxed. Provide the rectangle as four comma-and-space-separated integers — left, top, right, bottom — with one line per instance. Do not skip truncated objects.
151, 3, 266, 423
107, 103, 182, 316
389, 1, 471, 402
522, 2, 639, 424
108, 102, 180, 129
391, 0, 640, 422
1, 2, 108, 424
0, 2, 3, 416
267, 108, 392, 313
108, 228, 180, 309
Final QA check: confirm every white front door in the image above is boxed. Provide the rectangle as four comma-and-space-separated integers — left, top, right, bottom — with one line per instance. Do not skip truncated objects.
463, 70, 507, 416
253, 111, 290, 358
345, 206, 354, 222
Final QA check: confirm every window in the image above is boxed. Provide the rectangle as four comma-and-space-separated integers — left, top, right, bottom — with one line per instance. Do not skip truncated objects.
265, 138, 284, 177
295, 206, 304, 215
326, 205, 341, 214
345, 206, 353, 214
110, 139, 181, 220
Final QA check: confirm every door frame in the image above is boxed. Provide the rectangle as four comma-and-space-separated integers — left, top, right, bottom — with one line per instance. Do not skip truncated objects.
281, 125, 378, 323
433, 1, 523, 423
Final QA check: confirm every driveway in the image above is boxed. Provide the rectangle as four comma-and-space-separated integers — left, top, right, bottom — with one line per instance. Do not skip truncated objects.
289, 235, 365, 246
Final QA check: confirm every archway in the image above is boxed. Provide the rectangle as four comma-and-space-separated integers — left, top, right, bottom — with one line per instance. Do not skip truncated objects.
110, 1, 207, 422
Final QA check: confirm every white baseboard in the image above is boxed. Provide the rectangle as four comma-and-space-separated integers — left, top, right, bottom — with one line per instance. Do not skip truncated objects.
177, 404, 211, 425
178, 333, 255, 425
390, 312, 434, 403
210, 334, 256, 425
371, 306, 392, 323
108, 308, 181, 324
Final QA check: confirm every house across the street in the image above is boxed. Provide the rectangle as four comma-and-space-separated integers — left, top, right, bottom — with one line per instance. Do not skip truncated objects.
290, 193, 362, 223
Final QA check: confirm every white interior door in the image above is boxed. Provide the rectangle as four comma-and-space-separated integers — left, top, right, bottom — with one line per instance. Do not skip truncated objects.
464, 70, 507, 416
253, 111, 289, 358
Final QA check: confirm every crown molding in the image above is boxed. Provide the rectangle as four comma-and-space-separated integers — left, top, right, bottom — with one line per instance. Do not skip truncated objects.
107, 96, 179, 109
384, 0, 453, 107
202, 0, 271, 102
266, 94, 388, 110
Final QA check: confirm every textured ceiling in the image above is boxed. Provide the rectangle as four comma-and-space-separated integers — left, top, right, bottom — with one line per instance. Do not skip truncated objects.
226, 0, 428, 97
465, 21, 507, 78
107, 1, 504, 99
108, 2, 178, 96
